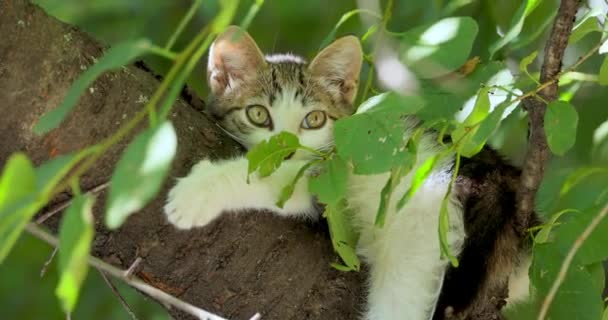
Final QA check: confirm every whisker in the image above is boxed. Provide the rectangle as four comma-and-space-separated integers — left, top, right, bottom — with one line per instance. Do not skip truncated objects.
214, 123, 247, 146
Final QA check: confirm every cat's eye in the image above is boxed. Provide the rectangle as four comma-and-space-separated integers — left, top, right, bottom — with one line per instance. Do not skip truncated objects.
246, 104, 271, 127
301, 110, 327, 129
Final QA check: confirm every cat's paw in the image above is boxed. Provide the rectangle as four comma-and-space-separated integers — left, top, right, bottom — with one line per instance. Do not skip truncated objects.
164, 160, 229, 229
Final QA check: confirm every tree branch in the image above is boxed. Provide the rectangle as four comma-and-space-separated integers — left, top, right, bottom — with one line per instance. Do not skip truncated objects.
25, 223, 261, 320
516, 0, 581, 235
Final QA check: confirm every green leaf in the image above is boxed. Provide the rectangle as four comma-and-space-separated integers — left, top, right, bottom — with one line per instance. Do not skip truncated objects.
489, 0, 541, 58
0, 154, 36, 209
534, 209, 579, 244
56, 194, 95, 313
335, 93, 423, 174
320, 9, 380, 49
376, 140, 419, 226
600, 38, 608, 55
439, 192, 458, 267
603, 305, 608, 320
106, 122, 177, 229
461, 99, 512, 158
308, 155, 348, 206
397, 154, 439, 209
0, 151, 91, 263
416, 61, 506, 121
276, 160, 316, 209
438, 152, 460, 267
531, 244, 603, 320
569, 15, 601, 44
451, 87, 491, 157
34, 39, 153, 135
400, 17, 478, 78
519, 50, 538, 82
246, 131, 301, 179
325, 201, 360, 271
545, 101, 579, 156
599, 56, 608, 86
510, 0, 558, 50
550, 205, 608, 265
0, 154, 37, 263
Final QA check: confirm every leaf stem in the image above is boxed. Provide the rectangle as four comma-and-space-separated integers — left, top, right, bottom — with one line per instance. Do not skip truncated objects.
164, 0, 203, 50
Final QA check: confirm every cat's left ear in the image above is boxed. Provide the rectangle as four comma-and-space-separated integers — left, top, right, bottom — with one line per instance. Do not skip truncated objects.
208, 26, 266, 96
309, 36, 362, 106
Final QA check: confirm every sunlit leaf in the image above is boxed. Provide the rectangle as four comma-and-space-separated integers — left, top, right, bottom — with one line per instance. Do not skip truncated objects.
335, 93, 423, 174
397, 154, 439, 209
308, 155, 348, 206
56, 194, 95, 313
511, 0, 558, 50
417, 61, 505, 121
106, 122, 177, 229
0, 152, 87, 263
600, 38, 608, 55
400, 17, 479, 78
246, 131, 301, 178
0, 154, 37, 263
451, 87, 491, 157
545, 101, 578, 156
34, 39, 152, 135
489, 0, 541, 58
325, 201, 359, 271
569, 14, 601, 44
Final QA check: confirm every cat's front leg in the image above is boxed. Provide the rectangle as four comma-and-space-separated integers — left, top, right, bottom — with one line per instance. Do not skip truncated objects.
164, 157, 316, 229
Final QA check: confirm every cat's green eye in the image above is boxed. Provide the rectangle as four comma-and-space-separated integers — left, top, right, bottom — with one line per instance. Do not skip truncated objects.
246, 104, 271, 127
301, 110, 327, 129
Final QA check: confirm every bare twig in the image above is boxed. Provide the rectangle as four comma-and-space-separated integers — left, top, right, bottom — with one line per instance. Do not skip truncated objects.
36, 181, 109, 224
124, 257, 143, 278
515, 0, 581, 235
40, 247, 58, 277
25, 223, 262, 320
97, 268, 140, 320
537, 203, 608, 320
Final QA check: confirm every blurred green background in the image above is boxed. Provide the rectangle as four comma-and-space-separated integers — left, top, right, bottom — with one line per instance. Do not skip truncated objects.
3, 0, 607, 318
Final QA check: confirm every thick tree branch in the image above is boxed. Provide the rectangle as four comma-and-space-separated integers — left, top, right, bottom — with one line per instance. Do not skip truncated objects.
516, 0, 580, 234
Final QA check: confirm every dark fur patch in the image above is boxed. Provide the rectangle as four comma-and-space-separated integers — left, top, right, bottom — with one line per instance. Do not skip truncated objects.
434, 147, 541, 319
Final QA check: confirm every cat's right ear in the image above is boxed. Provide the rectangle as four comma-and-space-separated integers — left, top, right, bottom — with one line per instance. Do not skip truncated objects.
207, 26, 266, 96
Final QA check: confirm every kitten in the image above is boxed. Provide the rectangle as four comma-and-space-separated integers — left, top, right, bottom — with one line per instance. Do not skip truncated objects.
164, 26, 537, 320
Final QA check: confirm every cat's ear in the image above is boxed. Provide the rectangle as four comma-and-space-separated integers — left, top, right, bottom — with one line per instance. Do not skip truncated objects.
309, 36, 362, 106
208, 26, 266, 96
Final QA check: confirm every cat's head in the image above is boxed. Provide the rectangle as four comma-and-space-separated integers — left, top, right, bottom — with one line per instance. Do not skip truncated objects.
206, 26, 362, 159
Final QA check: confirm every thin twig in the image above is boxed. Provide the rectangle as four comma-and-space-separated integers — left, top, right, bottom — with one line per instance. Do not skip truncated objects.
25, 223, 262, 320
40, 247, 58, 277
36, 181, 109, 224
537, 203, 608, 320
515, 0, 581, 235
97, 268, 140, 320
124, 257, 142, 278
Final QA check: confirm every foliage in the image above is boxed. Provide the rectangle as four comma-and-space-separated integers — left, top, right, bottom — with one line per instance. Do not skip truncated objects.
2, 0, 608, 319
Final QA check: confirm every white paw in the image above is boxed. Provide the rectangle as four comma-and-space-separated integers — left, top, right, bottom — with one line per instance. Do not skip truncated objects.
164, 160, 229, 229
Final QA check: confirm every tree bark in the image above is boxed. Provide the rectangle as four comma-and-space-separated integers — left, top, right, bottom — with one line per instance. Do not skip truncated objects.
0, 1, 364, 319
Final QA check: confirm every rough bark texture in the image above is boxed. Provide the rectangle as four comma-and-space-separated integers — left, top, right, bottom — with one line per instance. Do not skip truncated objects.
0, 1, 365, 319
516, 0, 580, 236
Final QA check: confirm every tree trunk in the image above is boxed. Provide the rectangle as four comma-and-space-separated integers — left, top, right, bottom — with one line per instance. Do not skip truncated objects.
0, 1, 365, 319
